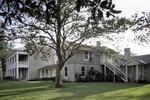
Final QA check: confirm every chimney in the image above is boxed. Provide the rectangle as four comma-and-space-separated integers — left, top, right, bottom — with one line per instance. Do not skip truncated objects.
124, 48, 131, 60
96, 41, 101, 48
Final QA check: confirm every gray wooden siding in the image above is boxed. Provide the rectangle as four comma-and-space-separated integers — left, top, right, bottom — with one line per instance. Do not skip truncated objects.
67, 51, 100, 65
28, 52, 55, 79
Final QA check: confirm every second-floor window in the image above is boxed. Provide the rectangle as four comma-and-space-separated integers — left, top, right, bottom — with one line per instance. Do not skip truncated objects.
84, 51, 93, 60
84, 51, 89, 59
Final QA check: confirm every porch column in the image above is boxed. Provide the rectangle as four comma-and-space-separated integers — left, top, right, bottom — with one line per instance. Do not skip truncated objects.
16, 52, 19, 79
16, 67, 19, 79
114, 66, 116, 83
104, 65, 106, 76
126, 65, 128, 82
136, 65, 139, 82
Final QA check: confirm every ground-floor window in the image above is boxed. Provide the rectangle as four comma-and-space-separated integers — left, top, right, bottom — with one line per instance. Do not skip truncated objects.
81, 66, 86, 76
42, 70, 44, 77
46, 69, 48, 77
65, 67, 68, 77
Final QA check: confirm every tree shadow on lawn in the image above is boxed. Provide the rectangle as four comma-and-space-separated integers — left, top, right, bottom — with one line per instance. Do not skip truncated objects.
0, 82, 149, 100
49, 82, 149, 100
0, 87, 50, 98
0, 81, 49, 90
0, 81, 55, 98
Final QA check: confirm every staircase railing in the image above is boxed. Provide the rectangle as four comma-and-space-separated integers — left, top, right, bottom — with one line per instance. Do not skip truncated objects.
105, 61, 126, 82
105, 59, 131, 82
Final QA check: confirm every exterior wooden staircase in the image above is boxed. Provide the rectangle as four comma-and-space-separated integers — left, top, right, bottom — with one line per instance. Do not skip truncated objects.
104, 59, 131, 82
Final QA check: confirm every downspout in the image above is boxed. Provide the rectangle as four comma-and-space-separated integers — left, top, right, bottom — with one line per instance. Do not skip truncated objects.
74, 51, 76, 82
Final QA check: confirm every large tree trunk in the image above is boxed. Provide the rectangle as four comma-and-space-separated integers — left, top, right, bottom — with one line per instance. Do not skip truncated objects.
55, 65, 63, 88
1, 58, 6, 79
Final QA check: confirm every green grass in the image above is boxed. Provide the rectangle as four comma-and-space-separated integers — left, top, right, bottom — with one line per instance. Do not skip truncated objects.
0, 81, 150, 100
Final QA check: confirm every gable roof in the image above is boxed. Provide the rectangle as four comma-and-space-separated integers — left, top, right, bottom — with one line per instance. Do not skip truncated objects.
130, 54, 150, 64
39, 64, 58, 70
78, 45, 98, 52
123, 59, 139, 66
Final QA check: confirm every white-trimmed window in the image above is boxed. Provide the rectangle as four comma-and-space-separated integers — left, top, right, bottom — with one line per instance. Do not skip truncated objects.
46, 69, 48, 77
84, 51, 93, 60
84, 51, 89, 60
42, 70, 44, 77
64, 67, 68, 77
81, 66, 86, 76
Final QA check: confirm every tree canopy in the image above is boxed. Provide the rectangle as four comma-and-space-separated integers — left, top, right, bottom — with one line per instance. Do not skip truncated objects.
0, 0, 122, 25
0, 0, 131, 87
132, 12, 150, 44
0, 24, 13, 79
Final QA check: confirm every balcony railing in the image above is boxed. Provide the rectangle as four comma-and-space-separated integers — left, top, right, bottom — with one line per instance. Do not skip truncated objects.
18, 61, 28, 66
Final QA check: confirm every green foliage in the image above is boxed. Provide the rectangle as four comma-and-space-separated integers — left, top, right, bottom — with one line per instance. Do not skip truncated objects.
75, 69, 104, 82
97, 46, 123, 58
0, 0, 121, 25
4, 76, 19, 81
132, 12, 150, 44
0, 0, 130, 87
40, 77, 55, 81
0, 28, 13, 78
137, 76, 149, 84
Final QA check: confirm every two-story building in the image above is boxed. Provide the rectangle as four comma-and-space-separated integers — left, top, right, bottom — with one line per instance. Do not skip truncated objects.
39, 45, 123, 82
5, 46, 150, 83
6, 47, 56, 80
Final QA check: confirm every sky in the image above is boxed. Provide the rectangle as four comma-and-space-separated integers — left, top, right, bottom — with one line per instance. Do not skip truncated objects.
14, 0, 150, 55
102, 0, 150, 55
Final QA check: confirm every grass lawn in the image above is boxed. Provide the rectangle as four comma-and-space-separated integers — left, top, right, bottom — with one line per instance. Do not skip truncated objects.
0, 81, 150, 100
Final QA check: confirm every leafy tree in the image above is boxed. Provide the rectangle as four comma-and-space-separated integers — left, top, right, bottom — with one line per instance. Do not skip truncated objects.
0, 0, 122, 25
0, 0, 130, 87
97, 46, 123, 58
132, 12, 150, 44
0, 26, 13, 79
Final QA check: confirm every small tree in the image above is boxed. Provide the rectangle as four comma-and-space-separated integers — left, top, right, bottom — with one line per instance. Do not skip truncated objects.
0, 0, 130, 87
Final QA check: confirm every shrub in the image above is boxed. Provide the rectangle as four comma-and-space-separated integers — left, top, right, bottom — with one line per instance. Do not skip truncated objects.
75, 69, 105, 82
137, 76, 149, 84
28, 79, 39, 81
4, 76, 19, 81
105, 74, 114, 82
94, 71, 105, 82
75, 73, 86, 82
39, 77, 55, 81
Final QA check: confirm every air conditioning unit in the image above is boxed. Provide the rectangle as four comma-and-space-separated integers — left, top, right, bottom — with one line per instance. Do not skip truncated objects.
89, 57, 93, 62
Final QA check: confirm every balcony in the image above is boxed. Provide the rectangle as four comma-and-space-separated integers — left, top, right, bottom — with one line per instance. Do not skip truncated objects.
18, 54, 29, 67
18, 61, 29, 67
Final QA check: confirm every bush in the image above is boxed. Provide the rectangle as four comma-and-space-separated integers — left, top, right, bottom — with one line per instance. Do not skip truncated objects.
105, 74, 114, 82
39, 77, 55, 81
75, 69, 105, 82
4, 76, 19, 81
105, 74, 123, 82
137, 76, 149, 84
28, 79, 39, 81
75, 73, 87, 82
95, 71, 105, 82
115, 75, 124, 82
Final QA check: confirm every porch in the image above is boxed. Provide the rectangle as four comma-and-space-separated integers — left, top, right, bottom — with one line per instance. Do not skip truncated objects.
39, 64, 57, 79
123, 60, 145, 82
8, 68, 28, 80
